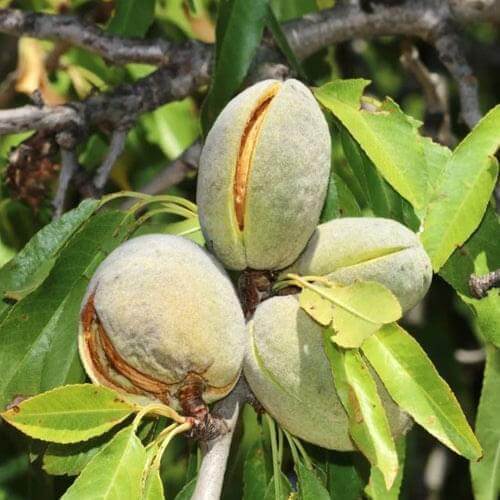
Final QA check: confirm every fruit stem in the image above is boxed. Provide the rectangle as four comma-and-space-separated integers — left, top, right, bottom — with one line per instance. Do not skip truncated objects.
151, 422, 193, 471
265, 415, 283, 499
132, 403, 186, 432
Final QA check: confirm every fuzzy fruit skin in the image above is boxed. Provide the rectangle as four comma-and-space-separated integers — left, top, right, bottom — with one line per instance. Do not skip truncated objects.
244, 296, 411, 451
285, 217, 432, 312
79, 234, 246, 409
197, 79, 331, 271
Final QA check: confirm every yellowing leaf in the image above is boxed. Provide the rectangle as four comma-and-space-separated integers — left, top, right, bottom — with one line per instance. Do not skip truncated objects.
323, 336, 399, 489
16, 38, 65, 105
300, 280, 401, 348
1, 384, 136, 443
299, 287, 333, 326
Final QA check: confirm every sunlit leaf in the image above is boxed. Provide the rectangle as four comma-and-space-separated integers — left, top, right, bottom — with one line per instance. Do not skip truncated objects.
365, 437, 406, 499
362, 324, 482, 460
323, 337, 398, 489
421, 105, 500, 271
470, 346, 500, 500
314, 80, 428, 210
62, 426, 147, 500
299, 287, 333, 326
1, 385, 135, 443
301, 281, 401, 348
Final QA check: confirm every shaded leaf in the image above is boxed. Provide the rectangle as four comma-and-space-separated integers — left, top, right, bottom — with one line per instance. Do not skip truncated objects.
0, 209, 134, 408
0, 200, 98, 316
1, 385, 135, 443
323, 337, 398, 489
108, 0, 156, 37
174, 478, 197, 500
244, 442, 268, 500
326, 452, 364, 500
320, 165, 340, 222
297, 461, 330, 500
263, 473, 292, 500
362, 324, 482, 460
265, 5, 305, 78
43, 433, 111, 476
315, 80, 428, 210
201, 0, 268, 133
440, 207, 500, 347
421, 105, 500, 271
470, 345, 500, 500
62, 425, 147, 500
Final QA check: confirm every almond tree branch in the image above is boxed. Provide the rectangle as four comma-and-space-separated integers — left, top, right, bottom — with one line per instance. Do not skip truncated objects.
0, 8, 174, 65
93, 127, 129, 192
191, 377, 251, 500
0, 1, 497, 137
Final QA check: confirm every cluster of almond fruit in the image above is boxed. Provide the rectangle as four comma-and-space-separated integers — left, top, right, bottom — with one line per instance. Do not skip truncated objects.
79, 79, 432, 449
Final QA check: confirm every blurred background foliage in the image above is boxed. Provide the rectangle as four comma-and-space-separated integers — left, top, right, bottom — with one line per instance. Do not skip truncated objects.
0, 1, 498, 499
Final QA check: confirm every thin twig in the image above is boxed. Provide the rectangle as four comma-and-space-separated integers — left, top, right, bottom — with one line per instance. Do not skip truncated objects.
191, 377, 251, 500
0, 8, 176, 65
400, 41, 456, 145
93, 127, 129, 192
0, 1, 493, 136
120, 140, 201, 209
52, 148, 78, 218
469, 269, 500, 298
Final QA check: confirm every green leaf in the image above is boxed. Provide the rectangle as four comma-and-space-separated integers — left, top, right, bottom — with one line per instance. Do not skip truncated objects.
62, 425, 147, 500
299, 287, 333, 326
323, 338, 398, 490
297, 462, 330, 500
0, 200, 98, 316
265, 5, 305, 78
420, 105, 500, 271
201, 0, 269, 134
107, 0, 156, 37
43, 434, 111, 476
140, 99, 200, 159
0, 209, 134, 408
315, 80, 428, 210
471, 346, 500, 500
174, 478, 197, 500
244, 442, 268, 500
326, 452, 364, 500
301, 281, 401, 348
440, 207, 500, 346
142, 446, 165, 500
365, 437, 406, 500
320, 165, 340, 222
263, 473, 292, 500
362, 324, 482, 460
339, 127, 406, 222
1, 385, 135, 443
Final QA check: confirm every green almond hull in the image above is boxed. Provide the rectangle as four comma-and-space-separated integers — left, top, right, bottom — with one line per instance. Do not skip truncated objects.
286, 217, 432, 311
79, 235, 246, 405
244, 296, 411, 451
197, 79, 331, 271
